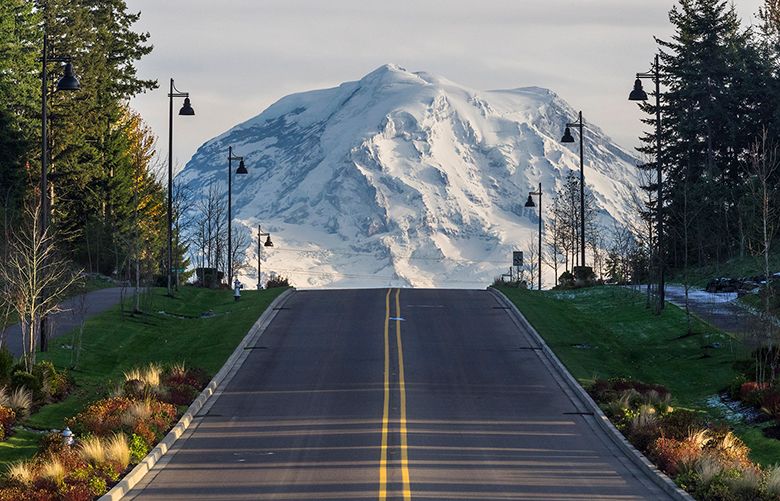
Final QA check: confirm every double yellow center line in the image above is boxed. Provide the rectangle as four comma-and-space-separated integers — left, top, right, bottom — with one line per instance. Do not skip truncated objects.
379, 288, 411, 500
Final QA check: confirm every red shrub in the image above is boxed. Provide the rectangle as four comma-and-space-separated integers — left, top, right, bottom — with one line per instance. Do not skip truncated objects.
762, 390, 780, 418
66, 397, 133, 437
0, 406, 16, 437
164, 384, 198, 406
61, 483, 93, 501
739, 381, 767, 405
163, 367, 210, 391
649, 437, 703, 476
132, 420, 157, 447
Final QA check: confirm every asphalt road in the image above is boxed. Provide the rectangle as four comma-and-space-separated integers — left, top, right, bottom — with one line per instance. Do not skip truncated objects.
1, 287, 127, 359
127, 289, 669, 500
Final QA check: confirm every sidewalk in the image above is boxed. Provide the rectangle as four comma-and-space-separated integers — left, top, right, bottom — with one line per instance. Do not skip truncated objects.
1, 287, 128, 359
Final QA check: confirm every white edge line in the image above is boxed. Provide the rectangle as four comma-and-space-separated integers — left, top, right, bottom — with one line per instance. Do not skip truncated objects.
488, 287, 693, 501
99, 288, 296, 501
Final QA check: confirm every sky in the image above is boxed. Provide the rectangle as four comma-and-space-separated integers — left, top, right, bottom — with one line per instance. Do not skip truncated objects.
126, 0, 765, 173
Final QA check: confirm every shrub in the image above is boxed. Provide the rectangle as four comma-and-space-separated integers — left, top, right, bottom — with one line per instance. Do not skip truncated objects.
122, 379, 145, 399
165, 383, 198, 406
134, 399, 176, 446
650, 433, 707, 476
128, 433, 150, 463
7, 387, 32, 419
78, 436, 107, 466
726, 467, 763, 499
0, 406, 16, 437
766, 464, 780, 497
38, 458, 65, 488
10, 371, 41, 401
5, 460, 36, 487
87, 476, 107, 497
162, 364, 209, 390
557, 271, 574, 288
627, 405, 660, 452
739, 381, 766, 406
32, 361, 66, 401
761, 390, 780, 418
105, 434, 130, 471
0, 387, 8, 408
658, 410, 706, 440
120, 400, 152, 428
38, 432, 67, 455
265, 275, 290, 288
0, 349, 14, 387
61, 483, 93, 501
708, 430, 752, 470
693, 456, 724, 486
589, 378, 670, 405
67, 396, 133, 437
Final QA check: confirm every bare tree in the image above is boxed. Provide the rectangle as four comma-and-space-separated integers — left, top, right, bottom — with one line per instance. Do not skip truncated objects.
230, 225, 252, 280
524, 238, 540, 289
606, 221, 636, 284
0, 196, 82, 369
188, 183, 226, 287
626, 163, 657, 306
544, 196, 565, 286
747, 130, 780, 384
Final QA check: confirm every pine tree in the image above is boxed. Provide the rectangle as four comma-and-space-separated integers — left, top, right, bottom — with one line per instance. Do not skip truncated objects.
639, 0, 771, 269
34, 0, 157, 274
0, 1, 39, 211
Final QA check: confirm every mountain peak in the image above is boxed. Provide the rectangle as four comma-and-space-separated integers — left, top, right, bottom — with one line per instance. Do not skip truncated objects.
180, 68, 640, 288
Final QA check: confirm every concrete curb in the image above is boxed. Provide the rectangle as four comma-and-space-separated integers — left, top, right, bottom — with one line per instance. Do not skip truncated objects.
488, 288, 693, 501
99, 288, 296, 501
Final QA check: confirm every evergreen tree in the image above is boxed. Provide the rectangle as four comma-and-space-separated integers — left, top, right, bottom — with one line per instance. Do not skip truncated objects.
34, 0, 157, 274
0, 1, 39, 211
638, 0, 772, 269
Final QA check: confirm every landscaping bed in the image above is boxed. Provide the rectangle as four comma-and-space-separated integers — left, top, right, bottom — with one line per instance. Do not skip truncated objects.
0, 286, 285, 499
497, 285, 780, 499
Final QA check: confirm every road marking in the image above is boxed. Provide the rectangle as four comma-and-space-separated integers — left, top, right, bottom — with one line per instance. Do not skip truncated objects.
379, 288, 391, 501
395, 288, 412, 501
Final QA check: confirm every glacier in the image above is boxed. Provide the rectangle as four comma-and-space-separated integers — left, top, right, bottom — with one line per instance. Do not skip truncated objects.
177, 64, 641, 289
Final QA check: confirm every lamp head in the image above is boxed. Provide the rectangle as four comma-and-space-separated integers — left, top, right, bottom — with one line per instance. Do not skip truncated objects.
560, 126, 575, 143
236, 159, 248, 174
264, 235, 274, 247
179, 97, 195, 115
628, 79, 648, 101
524, 195, 536, 208
56, 62, 80, 91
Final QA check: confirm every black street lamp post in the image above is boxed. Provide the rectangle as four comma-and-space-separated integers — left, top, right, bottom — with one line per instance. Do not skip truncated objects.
39, 13, 80, 352
227, 146, 248, 284
561, 111, 586, 269
629, 53, 665, 312
524, 183, 543, 291
167, 79, 194, 295
257, 228, 273, 289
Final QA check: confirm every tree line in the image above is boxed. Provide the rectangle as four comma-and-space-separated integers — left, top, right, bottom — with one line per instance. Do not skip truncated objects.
637, 0, 780, 275
0, 0, 166, 281
530, 0, 780, 292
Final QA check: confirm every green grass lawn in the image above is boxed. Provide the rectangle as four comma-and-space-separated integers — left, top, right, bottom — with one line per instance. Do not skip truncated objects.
497, 285, 780, 465
4, 286, 285, 467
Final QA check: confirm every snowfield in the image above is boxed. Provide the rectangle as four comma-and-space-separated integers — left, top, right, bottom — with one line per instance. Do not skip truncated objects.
178, 64, 641, 289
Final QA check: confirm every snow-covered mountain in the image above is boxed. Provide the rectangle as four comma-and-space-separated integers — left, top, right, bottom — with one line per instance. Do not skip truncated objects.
178, 64, 640, 289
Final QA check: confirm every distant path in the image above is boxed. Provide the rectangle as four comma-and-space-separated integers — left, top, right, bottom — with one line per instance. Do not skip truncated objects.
1, 287, 127, 359
638, 284, 765, 336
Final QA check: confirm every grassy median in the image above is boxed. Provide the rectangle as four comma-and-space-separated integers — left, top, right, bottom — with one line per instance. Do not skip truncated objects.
496, 285, 780, 465
0, 286, 286, 466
